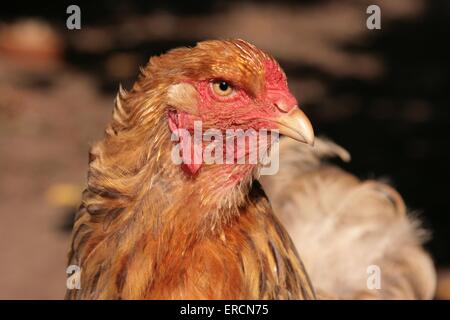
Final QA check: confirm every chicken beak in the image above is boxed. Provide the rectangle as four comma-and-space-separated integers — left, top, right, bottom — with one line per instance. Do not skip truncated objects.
273, 107, 315, 145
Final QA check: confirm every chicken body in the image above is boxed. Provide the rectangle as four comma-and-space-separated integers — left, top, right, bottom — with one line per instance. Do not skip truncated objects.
260, 138, 436, 299
66, 39, 434, 300
66, 40, 315, 299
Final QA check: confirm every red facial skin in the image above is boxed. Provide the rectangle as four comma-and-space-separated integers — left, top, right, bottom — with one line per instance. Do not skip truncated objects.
168, 59, 298, 176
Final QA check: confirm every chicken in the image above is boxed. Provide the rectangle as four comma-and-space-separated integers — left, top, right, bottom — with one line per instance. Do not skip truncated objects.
260, 137, 436, 299
66, 39, 316, 299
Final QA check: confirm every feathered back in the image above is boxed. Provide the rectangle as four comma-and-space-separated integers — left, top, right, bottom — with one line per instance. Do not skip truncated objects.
260, 137, 436, 299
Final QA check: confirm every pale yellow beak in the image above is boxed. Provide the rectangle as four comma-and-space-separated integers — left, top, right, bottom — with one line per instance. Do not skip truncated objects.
274, 107, 315, 145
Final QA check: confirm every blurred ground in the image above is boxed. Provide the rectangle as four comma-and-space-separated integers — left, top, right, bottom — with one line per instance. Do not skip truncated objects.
0, 0, 449, 299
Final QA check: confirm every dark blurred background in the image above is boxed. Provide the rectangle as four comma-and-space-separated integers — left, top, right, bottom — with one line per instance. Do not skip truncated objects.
0, 0, 448, 299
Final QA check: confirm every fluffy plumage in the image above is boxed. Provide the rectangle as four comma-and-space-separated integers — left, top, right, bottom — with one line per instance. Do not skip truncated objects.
260, 137, 436, 299
66, 39, 315, 299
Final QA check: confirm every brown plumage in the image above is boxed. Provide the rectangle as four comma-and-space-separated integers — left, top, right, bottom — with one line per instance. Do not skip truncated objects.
66, 39, 316, 299
260, 137, 436, 299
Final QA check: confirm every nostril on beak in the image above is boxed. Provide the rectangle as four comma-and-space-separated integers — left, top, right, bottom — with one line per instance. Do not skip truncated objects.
274, 101, 293, 113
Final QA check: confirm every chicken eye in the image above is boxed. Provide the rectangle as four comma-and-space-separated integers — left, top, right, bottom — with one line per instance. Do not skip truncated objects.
212, 81, 233, 97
